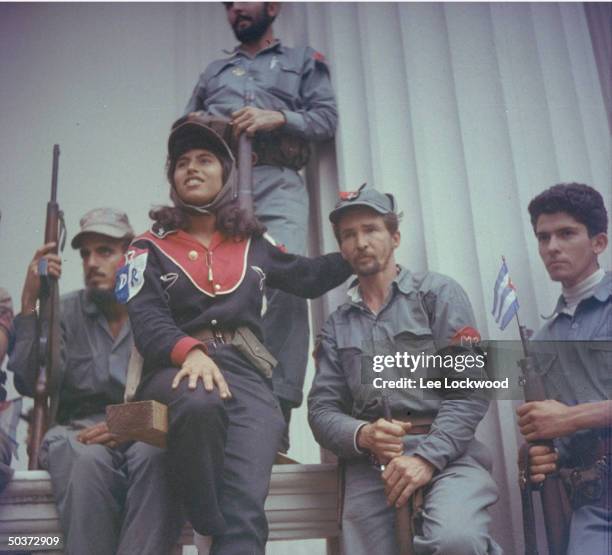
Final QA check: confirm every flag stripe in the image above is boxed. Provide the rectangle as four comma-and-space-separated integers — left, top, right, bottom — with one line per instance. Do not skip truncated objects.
492, 262, 510, 317
496, 284, 516, 322
492, 260, 519, 330
500, 299, 520, 330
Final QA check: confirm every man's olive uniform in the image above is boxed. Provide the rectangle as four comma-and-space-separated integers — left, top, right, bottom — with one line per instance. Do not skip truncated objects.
9, 294, 181, 553
186, 40, 338, 411
308, 269, 502, 555
9, 209, 182, 554
532, 271, 611, 555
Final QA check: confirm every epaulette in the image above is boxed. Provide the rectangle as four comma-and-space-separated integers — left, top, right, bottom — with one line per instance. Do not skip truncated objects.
305, 46, 329, 69
134, 226, 176, 241
263, 232, 287, 253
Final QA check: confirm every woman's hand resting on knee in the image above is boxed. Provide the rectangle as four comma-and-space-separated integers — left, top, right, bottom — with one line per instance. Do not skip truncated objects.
172, 348, 232, 399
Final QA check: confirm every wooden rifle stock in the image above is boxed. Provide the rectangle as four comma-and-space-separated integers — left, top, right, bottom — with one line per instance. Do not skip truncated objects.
518, 328, 571, 555
237, 92, 254, 219
29, 145, 62, 470
381, 394, 417, 555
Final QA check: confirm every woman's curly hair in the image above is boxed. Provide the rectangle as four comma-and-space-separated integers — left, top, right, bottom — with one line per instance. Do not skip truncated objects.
150, 123, 266, 239
149, 203, 266, 239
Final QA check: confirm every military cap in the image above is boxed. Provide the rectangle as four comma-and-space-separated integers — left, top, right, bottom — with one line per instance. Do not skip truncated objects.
71, 208, 134, 249
168, 114, 233, 164
329, 183, 397, 224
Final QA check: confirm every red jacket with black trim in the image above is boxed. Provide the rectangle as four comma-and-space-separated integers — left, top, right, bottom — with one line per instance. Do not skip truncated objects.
120, 228, 351, 370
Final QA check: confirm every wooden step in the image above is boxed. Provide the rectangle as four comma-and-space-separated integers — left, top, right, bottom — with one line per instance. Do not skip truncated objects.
0, 464, 340, 552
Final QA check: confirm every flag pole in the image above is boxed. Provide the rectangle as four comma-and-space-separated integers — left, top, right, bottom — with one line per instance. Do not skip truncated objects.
515, 311, 530, 358
503, 255, 530, 357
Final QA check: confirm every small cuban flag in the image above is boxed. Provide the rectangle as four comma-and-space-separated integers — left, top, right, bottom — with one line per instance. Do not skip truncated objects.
115, 247, 148, 304
492, 257, 520, 331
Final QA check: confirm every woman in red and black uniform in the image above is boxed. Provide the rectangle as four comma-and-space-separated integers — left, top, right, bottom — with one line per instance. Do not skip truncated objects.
117, 115, 351, 554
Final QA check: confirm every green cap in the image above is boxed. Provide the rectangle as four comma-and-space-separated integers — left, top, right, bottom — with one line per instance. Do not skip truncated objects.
329, 183, 396, 224
71, 208, 134, 249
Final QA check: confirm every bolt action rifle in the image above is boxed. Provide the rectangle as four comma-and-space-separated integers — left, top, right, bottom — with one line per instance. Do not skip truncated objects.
517, 325, 572, 554
29, 145, 65, 470
237, 91, 255, 219
381, 393, 422, 555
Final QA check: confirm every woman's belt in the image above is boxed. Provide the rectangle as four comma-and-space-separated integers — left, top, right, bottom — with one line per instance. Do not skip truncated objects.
191, 326, 277, 379
191, 328, 235, 353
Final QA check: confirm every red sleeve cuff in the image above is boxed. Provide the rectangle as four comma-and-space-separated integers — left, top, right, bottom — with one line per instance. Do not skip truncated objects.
170, 336, 203, 366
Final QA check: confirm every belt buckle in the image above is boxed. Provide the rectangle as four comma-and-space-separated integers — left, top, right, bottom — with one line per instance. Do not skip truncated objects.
203, 337, 218, 353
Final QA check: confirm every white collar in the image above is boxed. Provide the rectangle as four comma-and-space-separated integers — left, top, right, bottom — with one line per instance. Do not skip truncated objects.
560, 268, 605, 316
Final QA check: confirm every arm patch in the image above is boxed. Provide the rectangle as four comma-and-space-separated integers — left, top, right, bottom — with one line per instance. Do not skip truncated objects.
312, 51, 327, 63
115, 247, 149, 304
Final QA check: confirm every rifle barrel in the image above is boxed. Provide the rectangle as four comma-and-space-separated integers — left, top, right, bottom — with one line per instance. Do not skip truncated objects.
51, 144, 60, 202
381, 394, 416, 555
518, 353, 571, 554
237, 134, 253, 217
29, 144, 61, 470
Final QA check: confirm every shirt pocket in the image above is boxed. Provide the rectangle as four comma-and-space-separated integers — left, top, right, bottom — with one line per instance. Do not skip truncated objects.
205, 62, 239, 98
390, 293, 434, 339
268, 64, 301, 105
393, 330, 436, 354
532, 344, 575, 402
392, 330, 439, 387
334, 324, 379, 418
64, 350, 98, 393
586, 340, 612, 399
391, 304, 437, 377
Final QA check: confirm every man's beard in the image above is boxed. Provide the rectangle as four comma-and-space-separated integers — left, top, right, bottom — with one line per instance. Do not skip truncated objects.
356, 258, 382, 277
233, 8, 274, 43
86, 287, 117, 309
353, 249, 394, 277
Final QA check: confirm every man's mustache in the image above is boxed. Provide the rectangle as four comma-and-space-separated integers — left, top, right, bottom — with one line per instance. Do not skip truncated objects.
234, 15, 252, 26
86, 270, 106, 281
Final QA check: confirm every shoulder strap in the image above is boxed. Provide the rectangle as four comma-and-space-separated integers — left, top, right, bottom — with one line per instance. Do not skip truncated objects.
124, 344, 143, 403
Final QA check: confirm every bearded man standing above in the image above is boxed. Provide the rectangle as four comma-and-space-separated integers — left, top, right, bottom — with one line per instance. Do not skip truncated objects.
186, 2, 338, 448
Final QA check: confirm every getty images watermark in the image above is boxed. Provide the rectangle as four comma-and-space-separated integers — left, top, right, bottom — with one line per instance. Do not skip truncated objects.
358, 335, 532, 400
370, 350, 510, 391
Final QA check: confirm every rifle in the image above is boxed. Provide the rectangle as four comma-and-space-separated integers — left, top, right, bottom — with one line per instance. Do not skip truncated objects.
381, 393, 420, 555
29, 145, 64, 470
237, 92, 255, 219
517, 325, 572, 554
